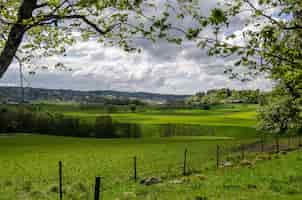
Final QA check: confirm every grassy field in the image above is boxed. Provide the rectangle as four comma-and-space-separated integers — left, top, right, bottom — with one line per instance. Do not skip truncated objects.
0, 134, 235, 199
0, 135, 301, 199
1, 104, 300, 199
43, 103, 260, 139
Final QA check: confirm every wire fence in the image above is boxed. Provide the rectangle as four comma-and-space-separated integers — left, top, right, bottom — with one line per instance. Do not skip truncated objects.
1, 136, 301, 199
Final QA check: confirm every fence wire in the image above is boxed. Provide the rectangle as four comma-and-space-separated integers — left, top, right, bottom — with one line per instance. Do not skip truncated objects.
1, 136, 301, 199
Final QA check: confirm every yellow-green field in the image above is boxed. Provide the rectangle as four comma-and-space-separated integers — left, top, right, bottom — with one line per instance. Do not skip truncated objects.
49, 104, 260, 139
2, 104, 300, 199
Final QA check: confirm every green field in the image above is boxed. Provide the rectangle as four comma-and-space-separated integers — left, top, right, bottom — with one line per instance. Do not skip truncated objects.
47, 103, 260, 139
1, 104, 301, 199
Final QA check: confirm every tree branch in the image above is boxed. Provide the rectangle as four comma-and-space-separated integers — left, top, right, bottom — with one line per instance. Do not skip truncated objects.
244, 0, 302, 30
0, 0, 38, 78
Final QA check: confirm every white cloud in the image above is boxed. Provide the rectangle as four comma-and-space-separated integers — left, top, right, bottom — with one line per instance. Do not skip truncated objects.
0, 0, 273, 95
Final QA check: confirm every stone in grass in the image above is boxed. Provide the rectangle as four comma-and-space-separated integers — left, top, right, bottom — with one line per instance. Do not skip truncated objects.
239, 159, 253, 167
194, 174, 208, 181
223, 161, 234, 168
255, 154, 271, 161
169, 179, 184, 184
140, 177, 162, 186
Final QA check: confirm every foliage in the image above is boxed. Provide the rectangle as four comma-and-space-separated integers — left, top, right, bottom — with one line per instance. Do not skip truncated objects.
186, 0, 302, 134
0, 106, 142, 138
186, 88, 263, 106
129, 104, 136, 112
257, 95, 302, 135
0, 0, 207, 76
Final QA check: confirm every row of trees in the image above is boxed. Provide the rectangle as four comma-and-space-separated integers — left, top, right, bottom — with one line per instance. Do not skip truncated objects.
186, 89, 264, 106
0, 107, 141, 138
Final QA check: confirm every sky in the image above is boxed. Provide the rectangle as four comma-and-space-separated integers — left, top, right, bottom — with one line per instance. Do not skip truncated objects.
0, 0, 273, 95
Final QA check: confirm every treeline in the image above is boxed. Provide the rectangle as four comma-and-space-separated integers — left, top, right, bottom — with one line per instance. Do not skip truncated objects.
186, 88, 266, 107
0, 106, 141, 138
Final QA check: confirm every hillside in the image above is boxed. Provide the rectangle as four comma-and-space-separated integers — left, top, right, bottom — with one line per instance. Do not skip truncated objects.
0, 87, 189, 104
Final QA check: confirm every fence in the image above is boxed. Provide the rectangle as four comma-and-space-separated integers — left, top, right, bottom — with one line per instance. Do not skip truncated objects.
1, 136, 301, 199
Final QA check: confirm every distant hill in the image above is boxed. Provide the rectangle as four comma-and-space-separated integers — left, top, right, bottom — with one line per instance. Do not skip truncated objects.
0, 86, 190, 104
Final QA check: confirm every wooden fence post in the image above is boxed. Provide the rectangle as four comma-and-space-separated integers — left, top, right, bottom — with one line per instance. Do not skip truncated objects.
94, 177, 101, 200
261, 136, 264, 153
59, 161, 63, 200
183, 148, 188, 176
276, 135, 280, 153
216, 145, 220, 169
134, 156, 137, 182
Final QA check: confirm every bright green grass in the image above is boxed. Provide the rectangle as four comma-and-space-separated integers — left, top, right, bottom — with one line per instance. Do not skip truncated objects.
56, 104, 260, 139
0, 134, 235, 200
0, 135, 301, 199
135, 150, 302, 200
43, 103, 258, 127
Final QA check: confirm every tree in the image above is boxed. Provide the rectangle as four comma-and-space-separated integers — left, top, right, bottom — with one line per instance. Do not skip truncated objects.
130, 104, 136, 112
186, 0, 302, 134
257, 95, 301, 152
0, 0, 196, 77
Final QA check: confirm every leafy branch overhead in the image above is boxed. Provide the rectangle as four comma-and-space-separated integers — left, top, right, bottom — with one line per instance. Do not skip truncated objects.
0, 0, 197, 77
0, 0, 301, 96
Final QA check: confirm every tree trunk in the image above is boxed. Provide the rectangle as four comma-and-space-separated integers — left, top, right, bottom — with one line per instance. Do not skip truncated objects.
0, 0, 37, 78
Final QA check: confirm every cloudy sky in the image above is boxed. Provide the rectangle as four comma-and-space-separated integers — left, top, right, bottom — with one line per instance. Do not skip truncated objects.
0, 0, 273, 95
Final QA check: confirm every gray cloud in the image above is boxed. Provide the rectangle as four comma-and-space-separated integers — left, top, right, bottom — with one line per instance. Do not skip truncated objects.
0, 0, 273, 95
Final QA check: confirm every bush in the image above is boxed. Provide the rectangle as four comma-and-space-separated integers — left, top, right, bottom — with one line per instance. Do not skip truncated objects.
95, 116, 115, 138
0, 106, 140, 138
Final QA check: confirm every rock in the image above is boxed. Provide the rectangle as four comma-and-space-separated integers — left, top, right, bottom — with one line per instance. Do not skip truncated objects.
223, 161, 233, 167
256, 154, 271, 161
140, 177, 162, 186
240, 159, 253, 167
195, 174, 207, 181
169, 179, 184, 184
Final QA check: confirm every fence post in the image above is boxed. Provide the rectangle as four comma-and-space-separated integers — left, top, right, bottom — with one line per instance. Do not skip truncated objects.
59, 161, 63, 200
183, 148, 188, 176
94, 177, 101, 200
261, 136, 264, 153
276, 135, 280, 153
134, 156, 137, 182
216, 145, 220, 169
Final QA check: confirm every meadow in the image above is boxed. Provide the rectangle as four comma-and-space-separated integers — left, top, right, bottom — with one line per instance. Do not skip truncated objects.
47, 103, 260, 139
1, 104, 301, 199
